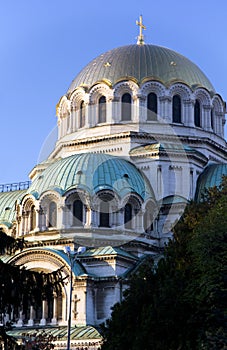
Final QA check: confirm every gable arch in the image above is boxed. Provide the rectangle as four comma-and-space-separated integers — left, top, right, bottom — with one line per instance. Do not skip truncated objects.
56, 95, 71, 120
89, 83, 113, 104
212, 95, 225, 113
39, 190, 61, 205
113, 80, 139, 100
169, 83, 191, 100
70, 87, 88, 109
39, 191, 61, 230
140, 81, 166, 97
194, 88, 211, 106
21, 194, 37, 211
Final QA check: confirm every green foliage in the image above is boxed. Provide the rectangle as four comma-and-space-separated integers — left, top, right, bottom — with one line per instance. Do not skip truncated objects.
0, 230, 66, 318
0, 229, 26, 255
101, 178, 227, 350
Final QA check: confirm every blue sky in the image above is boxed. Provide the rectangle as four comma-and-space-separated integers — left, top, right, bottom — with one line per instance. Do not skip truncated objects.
0, 0, 226, 184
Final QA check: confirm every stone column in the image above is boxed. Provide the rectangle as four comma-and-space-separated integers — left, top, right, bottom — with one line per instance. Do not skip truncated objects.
84, 207, 92, 228
160, 96, 171, 122
184, 99, 194, 126
51, 296, 58, 325
117, 208, 124, 230
112, 98, 120, 123
137, 95, 146, 122
28, 306, 34, 326
16, 310, 23, 327
203, 105, 212, 131
39, 300, 47, 325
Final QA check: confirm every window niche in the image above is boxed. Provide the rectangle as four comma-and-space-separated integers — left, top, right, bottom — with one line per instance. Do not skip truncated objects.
124, 203, 132, 229
98, 96, 106, 123
79, 101, 85, 128
172, 94, 182, 123
121, 93, 132, 121
194, 99, 201, 127
147, 92, 157, 121
48, 201, 57, 228
72, 199, 84, 227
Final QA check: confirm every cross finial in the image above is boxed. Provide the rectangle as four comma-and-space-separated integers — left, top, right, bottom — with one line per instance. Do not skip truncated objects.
136, 15, 146, 45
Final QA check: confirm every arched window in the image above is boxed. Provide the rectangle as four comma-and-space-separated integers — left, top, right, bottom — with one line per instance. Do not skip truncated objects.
211, 108, 214, 130
147, 92, 157, 120
30, 205, 36, 231
124, 203, 132, 229
79, 101, 85, 128
121, 93, 131, 121
99, 201, 110, 227
143, 202, 154, 233
49, 201, 57, 228
98, 96, 106, 123
172, 95, 182, 123
194, 99, 201, 127
73, 199, 83, 226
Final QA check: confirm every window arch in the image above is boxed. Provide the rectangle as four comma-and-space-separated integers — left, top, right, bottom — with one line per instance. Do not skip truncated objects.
73, 199, 83, 226
172, 95, 182, 123
143, 202, 154, 233
124, 203, 132, 229
194, 99, 201, 127
99, 201, 110, 227
79, 101, 85, 128
147, 92, 157, 120
98, 96, 106, 123
49, 201, 57, 228
211, 108, 214, 130
121, 93, 131, 121
30, 205, 36, 231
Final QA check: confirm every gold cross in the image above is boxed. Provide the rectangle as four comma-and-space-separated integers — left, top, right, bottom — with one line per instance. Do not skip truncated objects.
136, 15, 146, 45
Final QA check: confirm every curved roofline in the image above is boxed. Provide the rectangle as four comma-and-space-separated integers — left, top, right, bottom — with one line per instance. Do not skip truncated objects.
28, 152, 155, 201
67, 43, 215, 94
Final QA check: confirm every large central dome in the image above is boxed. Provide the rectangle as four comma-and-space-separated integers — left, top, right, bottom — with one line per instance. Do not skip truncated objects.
68, 44, 215, 92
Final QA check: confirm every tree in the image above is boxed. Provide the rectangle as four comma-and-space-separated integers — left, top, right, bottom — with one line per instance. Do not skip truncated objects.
0, 230, 66, 332
101, 178, 227, 350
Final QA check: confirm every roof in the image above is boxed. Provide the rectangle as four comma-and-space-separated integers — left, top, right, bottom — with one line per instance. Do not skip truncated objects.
79, 246, 138, 260
161, 195, 189, 206
0, 190, 27, 227
195, 163, 227, 201
7, 325, 102, 342
28, 153, 155, 200
130, 142, 196, 155
68, 44, 215, 93
42, 248, 88, 276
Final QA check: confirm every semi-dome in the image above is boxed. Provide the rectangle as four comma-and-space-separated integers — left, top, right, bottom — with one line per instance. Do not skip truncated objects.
195, 163, 227, 201
68, 44, 215, 93
28, 153, 155, 200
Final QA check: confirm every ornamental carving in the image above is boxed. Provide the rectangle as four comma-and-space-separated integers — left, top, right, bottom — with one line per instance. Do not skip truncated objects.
113, 80, 139, 99
140, 81, 165, 97
169, 83, 191, 100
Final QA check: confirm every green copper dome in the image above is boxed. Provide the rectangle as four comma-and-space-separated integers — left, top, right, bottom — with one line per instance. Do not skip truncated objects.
195, 163, 227, 201
0, 190, 26, 227
68, 44, 215, 93
29, 153, 154, 200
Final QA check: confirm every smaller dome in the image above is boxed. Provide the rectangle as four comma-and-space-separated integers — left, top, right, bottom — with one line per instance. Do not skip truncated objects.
28, 153, 155, 201
0, 190, 26, 227
195, 163, 227, 201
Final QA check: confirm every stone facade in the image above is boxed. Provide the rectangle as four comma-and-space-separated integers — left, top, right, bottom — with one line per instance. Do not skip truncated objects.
0, 38, 226, 346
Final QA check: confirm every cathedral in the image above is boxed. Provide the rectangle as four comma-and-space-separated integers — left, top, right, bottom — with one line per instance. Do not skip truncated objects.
0, 17, 227, 349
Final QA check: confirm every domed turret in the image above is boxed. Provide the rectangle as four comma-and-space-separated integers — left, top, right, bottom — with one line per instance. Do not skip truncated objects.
195, 163, 227, 201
